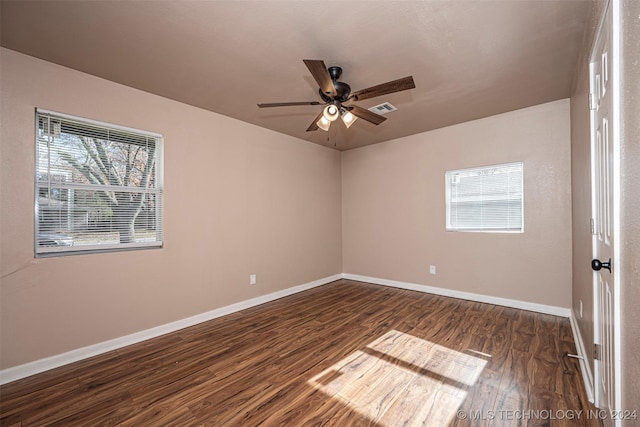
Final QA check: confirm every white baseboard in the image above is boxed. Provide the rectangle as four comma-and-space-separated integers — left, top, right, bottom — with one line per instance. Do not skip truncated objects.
342, 273, 572, 317
0, 274, 342, 385
569, 310, 595, 403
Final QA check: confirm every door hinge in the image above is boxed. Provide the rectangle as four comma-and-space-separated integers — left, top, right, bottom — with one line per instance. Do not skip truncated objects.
591, 218, 597, 235
589, 93, 597, 110
594, 343, 601, 360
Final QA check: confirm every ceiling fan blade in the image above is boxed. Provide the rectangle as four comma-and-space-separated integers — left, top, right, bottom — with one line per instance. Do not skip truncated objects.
347, 105, 387, 125
303, 59, 336, 97
351, 76, 415, 101
306, 110, 325, 132
258, 101, 322, 108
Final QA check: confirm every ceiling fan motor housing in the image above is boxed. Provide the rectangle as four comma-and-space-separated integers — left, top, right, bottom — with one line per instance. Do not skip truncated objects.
319, 65, 351, 104
319, 83, 351, 103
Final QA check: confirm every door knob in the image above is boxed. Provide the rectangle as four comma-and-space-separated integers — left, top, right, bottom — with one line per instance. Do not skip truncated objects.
591, 258, 611, 272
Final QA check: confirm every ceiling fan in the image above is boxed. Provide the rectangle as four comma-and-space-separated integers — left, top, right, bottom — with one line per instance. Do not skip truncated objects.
257, 60, 415, 132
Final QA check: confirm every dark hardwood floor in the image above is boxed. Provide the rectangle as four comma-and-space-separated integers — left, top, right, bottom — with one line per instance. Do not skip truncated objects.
0, 279, 600, 426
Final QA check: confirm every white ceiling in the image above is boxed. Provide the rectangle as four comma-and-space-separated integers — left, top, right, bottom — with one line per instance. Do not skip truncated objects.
1, 0, 593, 150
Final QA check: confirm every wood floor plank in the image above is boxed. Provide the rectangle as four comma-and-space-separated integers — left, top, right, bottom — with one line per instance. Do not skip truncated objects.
0, 280, 601, 426
452, 367, 503, 427
492, 348, 532, 422
22, 390, 132, 427
0, 378, 82, 426
376, 371, 444, 426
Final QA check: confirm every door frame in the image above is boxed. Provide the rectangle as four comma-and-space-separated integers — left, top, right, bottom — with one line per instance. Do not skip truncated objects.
589, 0, 622, 421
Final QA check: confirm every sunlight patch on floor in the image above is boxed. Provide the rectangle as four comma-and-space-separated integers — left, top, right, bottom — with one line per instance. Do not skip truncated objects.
308, 330, 487, 426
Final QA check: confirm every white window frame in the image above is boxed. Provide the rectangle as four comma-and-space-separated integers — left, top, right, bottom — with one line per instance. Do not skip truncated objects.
35, 109, 164, 256
445, 162, 524, 233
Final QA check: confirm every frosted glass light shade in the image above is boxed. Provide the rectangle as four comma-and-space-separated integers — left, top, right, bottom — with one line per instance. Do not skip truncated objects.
341, 110, 358, 128
323, 105, 339, 122
316, 116, 330, 131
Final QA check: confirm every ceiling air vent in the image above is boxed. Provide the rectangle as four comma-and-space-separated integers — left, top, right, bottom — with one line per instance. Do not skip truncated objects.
368, 102, 397, 115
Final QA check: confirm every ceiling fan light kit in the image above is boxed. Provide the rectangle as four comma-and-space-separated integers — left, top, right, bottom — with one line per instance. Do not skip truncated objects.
315, 106, 357, 132
257, 59, 415, 134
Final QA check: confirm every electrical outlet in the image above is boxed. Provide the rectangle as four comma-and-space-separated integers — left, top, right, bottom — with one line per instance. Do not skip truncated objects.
429, 265, 436, 275
250, 274, 256, 285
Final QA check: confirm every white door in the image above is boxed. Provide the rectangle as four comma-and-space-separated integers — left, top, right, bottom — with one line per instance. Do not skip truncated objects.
590, 2, 615, 424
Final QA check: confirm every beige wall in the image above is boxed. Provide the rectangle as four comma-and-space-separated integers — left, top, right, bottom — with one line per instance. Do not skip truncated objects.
342, 100, 573, 307
620, 0, 640, 413
0, 48, 343, 369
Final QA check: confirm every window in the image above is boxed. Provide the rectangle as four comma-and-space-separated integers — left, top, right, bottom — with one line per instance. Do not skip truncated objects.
445, 162, 523, 232
35, 109, 163, 255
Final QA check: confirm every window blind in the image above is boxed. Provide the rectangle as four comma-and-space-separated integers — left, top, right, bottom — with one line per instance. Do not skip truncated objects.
35, 109, 164, 255
446, 162, 523, 232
